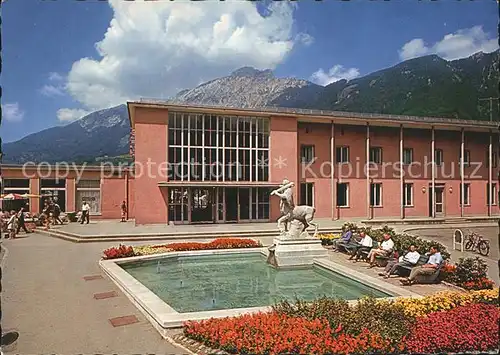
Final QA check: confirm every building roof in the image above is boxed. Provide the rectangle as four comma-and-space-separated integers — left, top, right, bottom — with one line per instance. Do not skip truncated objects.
127, 99, 499, 132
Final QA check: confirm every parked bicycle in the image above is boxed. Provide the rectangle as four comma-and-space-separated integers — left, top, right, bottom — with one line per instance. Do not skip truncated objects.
464, 231, 490, 256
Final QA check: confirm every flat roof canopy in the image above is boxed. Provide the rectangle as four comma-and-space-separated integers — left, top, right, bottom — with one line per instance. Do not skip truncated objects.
158, 181, 281, 188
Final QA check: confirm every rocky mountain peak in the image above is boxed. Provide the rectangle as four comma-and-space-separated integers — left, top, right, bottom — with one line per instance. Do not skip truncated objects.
230, 67, 274, 78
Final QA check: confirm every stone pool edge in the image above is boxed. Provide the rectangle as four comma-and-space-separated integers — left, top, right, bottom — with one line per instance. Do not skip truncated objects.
99, 248, 272, 332
99, 247, 422, 337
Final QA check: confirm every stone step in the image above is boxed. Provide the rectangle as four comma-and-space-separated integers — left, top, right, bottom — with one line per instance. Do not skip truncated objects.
35, 227, 342, 243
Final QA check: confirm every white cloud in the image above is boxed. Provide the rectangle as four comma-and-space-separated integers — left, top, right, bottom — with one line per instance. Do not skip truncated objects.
399, 25, 499, 61
39, 72, 67, 97
63, 0, 308, 111
40, 84, 65, 97
310, 65, 360, 86
296, 33, 314, 46
48, 72, 64, 82
2, 103, 24, 122
57, 108, 89, 122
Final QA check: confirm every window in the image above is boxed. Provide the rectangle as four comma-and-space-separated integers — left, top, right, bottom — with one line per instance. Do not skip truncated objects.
2, 179, 30, 212
486, 183, 497, 205
75, 179, 101, 213
435, 149, 443, 166
459, 183, 470, 206
336, 183, 349, 207
251, 187, 270, 220
40, 179, 66, 212
300, 145, 315, 164
369, 147, 382, 164
167, 112, 269, 182
300, 183, 314, 206
403, 148, 413, 165
370, 183, 382, 207
486, 152, 497, 168
336, 146, 349, 163
168, 187, 188, 223
403, 183, 413, 206
460, 149, 470, 167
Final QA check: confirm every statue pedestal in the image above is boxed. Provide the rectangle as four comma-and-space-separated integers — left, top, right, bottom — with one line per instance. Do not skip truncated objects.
268, 237, 328, 268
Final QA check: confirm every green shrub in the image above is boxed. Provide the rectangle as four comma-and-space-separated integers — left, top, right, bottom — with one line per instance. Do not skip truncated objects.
272, 296, 349, 325
451, 257, 489, 284
273, 296, 413, 344
342, 223, 450, 259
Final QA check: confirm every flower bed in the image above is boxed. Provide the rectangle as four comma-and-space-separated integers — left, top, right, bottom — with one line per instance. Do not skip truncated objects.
102, 238, 262, 259
316, 233, 341, 245
183, 289, 499, 354
405, 303, 499, 354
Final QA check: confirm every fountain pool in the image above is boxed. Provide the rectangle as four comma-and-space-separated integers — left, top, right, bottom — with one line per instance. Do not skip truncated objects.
100, 248, 417, 332
121, 253, 390, 313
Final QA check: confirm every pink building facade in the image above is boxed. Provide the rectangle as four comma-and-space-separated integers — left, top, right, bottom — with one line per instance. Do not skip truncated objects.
1, 165, 134, 219
128, 102, 500, 225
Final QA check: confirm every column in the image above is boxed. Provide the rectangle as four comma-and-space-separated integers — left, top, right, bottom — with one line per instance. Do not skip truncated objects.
330, 122, 336, 219
488, 131, 492, 216
431, 126, 435, 218
460, 129, 465, 217
400, 125, 404, 219
366, 123, 371, 219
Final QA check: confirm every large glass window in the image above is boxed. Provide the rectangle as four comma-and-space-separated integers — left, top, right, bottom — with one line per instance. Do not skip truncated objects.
168, 112, 270, 182
168, 187, 189, 223
40, 179, 66, 212
75, 179, 100, 213
2, 179, 30, 212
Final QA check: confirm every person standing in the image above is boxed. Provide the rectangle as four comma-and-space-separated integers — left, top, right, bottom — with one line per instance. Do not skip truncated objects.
6, 212, 17, 239
16, 207, 31, 234
52, 202, 63, 225
80, 201, 90, 224
120, 201, 127, 222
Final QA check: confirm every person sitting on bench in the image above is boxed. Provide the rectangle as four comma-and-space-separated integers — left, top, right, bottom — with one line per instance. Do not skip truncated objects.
379, 244, 420, 278
349, 231, 373, 261
400, 246, 442, 286
333, 228, 353, 251
367, 233, 394, 267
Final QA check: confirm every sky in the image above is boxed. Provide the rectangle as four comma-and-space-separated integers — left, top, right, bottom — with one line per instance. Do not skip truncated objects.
0, 0, 498, 143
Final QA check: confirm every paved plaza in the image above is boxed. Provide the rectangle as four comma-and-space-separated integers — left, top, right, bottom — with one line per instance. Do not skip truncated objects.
1, 220, 498, 353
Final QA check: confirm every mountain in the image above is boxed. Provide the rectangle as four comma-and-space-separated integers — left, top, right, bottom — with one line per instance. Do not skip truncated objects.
2, 105, 130, 164
285, 50, 499, 120
170, 66, 323, 108
3, 50, 499, 164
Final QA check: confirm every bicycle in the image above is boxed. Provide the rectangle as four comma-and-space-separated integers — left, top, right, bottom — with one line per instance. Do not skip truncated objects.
464, 231, 490, 256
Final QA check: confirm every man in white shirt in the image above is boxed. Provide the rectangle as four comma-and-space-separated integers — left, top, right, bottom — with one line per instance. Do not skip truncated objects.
80, 201, 90, 224
401, 246, 443, 286
349, 231, 373, 261
367, 234, 395, 267
378, 245, 420, 279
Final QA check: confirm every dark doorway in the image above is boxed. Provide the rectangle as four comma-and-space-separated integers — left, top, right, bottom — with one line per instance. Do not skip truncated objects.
225, 188, 238, 222
239, 188, 250, 221
191, 188, 214, 223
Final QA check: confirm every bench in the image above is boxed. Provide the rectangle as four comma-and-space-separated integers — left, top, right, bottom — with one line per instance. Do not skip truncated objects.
337, 236, 362, 253
396, 255, 429, 276
355, 241, 379, 261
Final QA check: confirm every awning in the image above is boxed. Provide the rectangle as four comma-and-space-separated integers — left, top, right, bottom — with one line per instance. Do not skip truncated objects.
157, 181, 281, 188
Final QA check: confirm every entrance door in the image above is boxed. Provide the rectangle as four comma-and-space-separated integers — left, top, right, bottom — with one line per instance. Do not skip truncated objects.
225, 188, 238, 222
435, 186, 444, 216
239, 188, 250, 221
429, 185, 445, 217
191, 188, 214, 223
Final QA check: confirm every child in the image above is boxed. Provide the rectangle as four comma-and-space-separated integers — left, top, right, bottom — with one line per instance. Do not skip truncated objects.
120, 201, 127, 222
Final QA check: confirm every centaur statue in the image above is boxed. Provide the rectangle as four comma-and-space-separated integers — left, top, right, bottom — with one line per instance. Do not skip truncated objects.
270, 179, 318, 238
